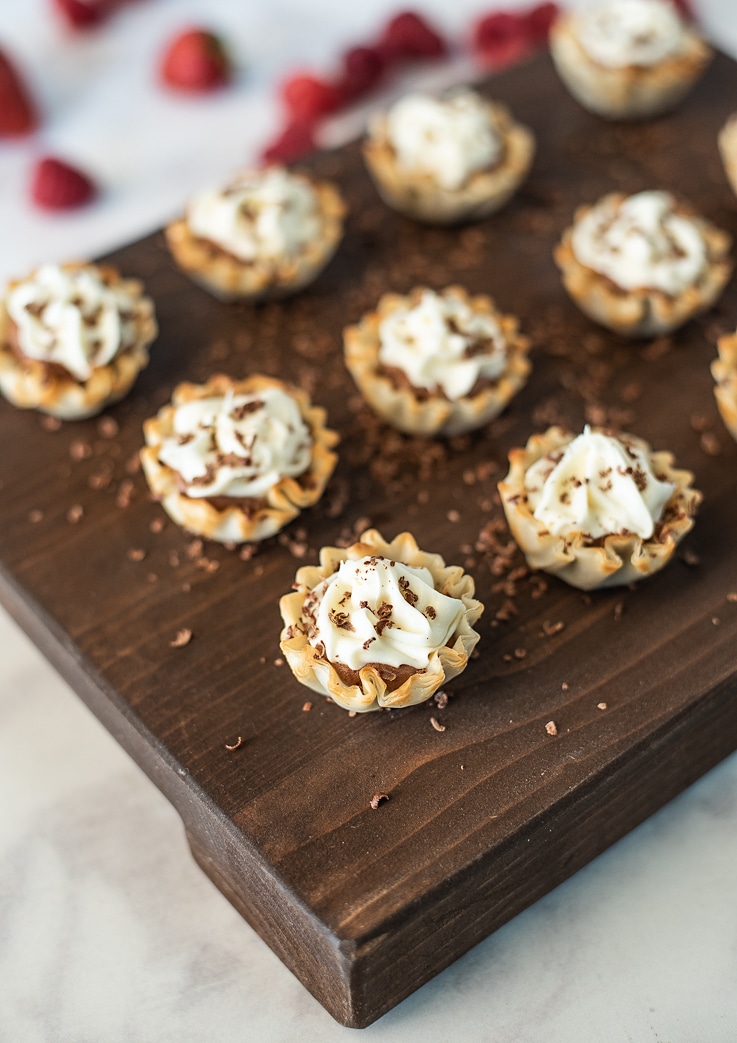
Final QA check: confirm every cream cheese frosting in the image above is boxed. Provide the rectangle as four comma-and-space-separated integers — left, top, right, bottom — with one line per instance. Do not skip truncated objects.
157, 386, 312, 499
304, 555, 466, 671
6, 264, 142, 382
378, 289, 507, 400
574, 0, 685, 69
383, 90, 502, 191
186, 167, 321, 263
524, 427, 675, 539
571, 191, 706, 295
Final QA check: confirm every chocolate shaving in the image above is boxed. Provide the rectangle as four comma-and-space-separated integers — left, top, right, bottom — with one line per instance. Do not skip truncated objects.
224, 736, 244, 751
328, 609, 355, 631
170, 628, 192, 648
545, 720, 558, 736
370, 792, 389, 810
430, 716, 446, 733
398, 576, 418, 606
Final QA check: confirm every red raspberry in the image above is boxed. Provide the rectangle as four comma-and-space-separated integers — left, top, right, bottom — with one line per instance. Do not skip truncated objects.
52, 0, 113, 29
378, 11, 448, 64
670, 0, 695, 21
160, 28, 231, 92
525, 2, 560, 44
472, 11, 530, 65
0, 48, 38, 137
260, 122, 317, 165
31, 157, 97, 210
338, 45, 385, 98
280, 73, 344, 122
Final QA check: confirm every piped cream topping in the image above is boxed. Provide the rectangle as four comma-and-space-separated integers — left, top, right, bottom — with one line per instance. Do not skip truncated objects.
186, 167, 321, 263
157, 387, 312, 499
383, 89, 502, 191
574, 0, 685, 69
571, 191, 706, 295
6, 264, 143, 382
304, 555, 465, 672
378, 289, 508, 400
524, 427, 675, 539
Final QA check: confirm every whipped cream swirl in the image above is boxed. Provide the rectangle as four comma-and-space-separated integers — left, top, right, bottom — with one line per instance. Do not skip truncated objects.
186, 167, 320, 263
305, 555, 465, 672
6, 264, 142, 382
158, 387, 312, 499
575, 0, 684, 69
378, 289, 507, 400
571, 191, 706, 295
384, 90, 502, 191
524, 427, 675, 539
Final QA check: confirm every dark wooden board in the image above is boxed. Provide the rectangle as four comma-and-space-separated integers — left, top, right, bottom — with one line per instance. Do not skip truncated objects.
2, 51, 737, 1029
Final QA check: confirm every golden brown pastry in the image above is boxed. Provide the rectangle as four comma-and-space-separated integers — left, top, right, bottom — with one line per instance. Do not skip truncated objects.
712, 331, 737, 442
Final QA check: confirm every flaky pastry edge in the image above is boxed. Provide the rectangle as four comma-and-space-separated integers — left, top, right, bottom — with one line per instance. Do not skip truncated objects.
712, 331, 737, 442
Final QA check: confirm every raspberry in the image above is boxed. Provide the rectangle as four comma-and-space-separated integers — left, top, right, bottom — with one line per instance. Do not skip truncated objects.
472, 11, 530, 65
338, 45, 385, 98
280, 73, 344, 122
260, 122, 316, 165
670, 0, 695, 21
52, 0, 113, 29
31, 157, 97, 210
525, 2, 560, 44
160, 28, 231, 92
379, 11, 448, 64
0, 48, 38, 137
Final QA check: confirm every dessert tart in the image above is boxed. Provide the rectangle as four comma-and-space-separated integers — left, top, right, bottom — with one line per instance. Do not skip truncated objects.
165, 166, 346, 301
554, 190, 732, 337
140, 374, 339, 543
279, 528, 483, 712
550, 0, 711, 120
343, 285, 531, 437
718, 113, 737, 199
712, 330, 737, 442
499, 425, 701, 591
0, 262, 157, 420
362, 88, 535, 225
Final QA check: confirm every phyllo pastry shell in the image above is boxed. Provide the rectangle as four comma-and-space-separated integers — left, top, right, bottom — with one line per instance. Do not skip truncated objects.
498, 425, 701, 591
279, 528, 483, 712
141, 374, 339, 544
718, 113, 737, 199
363, 89, 534, 225
0, 262, 156, 420
550, 0, 711, 121
165, 166, 346, 302
554, 190, 731, 337
712, 331, 737, 443
343, 285, 531, 437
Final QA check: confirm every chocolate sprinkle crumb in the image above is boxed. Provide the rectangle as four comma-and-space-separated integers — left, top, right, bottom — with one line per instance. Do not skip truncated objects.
302, 701, 312, 712
430, 716, 446, 732
127, 547, 146, 562
28, 509, 43, 523
727, 592, 737, 603
545, 720, 558, 736
542, 620, 565, 637
170, 628, 192, 648
613, 602, 625, 621
224, 736, 243, 751
597, 702, 607, 710
370, 792, 389, 810
66, 504, 84, 524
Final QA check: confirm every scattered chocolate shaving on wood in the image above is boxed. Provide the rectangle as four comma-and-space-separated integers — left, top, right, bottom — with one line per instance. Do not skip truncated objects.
170, 628, 192, 648
700, 431, 721, 457
224, 736, 243, 751
434, 690, 448, 709
69, 439, 92, 461
146, 573, 158, 584
542, 620, 565, 637
690, 413, 711, 432
41, 415, 62, 432
274, 657, 284, 666
513, 647, 527, 660
239, 544, 257, 561
302, 701, 312, 712
641, 336, 672, 361
727, 592, 737, 603
370, 792, 389, 810
66, 504, 84, 524
348, 710, 357, 718
597, 702, 607, 710
88, 470, 112, 491
127, 548, 146, 562
430, 716, 446, 732
561, 682, 569, 691
116, 480, 134, 508
613, 602, 625, 621
447, 509, 461, 523
545, 720, 558, 736
680, 547, 700, 566
149, 517, 165, 534
125, 452, 142, 475
187, 539, 204, 560
28, 509, 43, 523
168, 550, 180, 568
712, 617, 721, 626
97, 416, 119, 439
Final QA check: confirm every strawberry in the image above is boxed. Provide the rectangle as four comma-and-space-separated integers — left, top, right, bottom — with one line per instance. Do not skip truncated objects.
0, 48, 38, 137
472, 11, 531, 65
260, 121, 317, 165
160, 28, 231, 92
52, 0, 114, 29
525, 2, 560, 44
280, 73, 344, 122
31, 157, 97, 210
378, 11, 448, 64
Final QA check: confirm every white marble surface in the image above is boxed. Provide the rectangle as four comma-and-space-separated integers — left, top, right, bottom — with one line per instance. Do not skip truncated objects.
1, 1, 737, 1040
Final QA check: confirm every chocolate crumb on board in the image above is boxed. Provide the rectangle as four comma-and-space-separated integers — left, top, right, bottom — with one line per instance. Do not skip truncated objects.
40, 415, 62, 432
127, 547, 146, 562
149, 517, 165, 534
545, 720, 558, 736
370, 792, 390, 810
224, 736, 244, 751
116, 480, 134, 508
434, 689, 448, 709
680, 547, 700, 567
302, 701, 313, 712
542, 619, 565, 637
513, 647, 527, 660
274, 657, 284, 666
727, 592, 737, 603
712, 617, 721, 626
69, 439, 92, 461
170, 628, 193, 648
613, 602, 625, 621
28, 509, 43, 523
447, 509, 461, 523
97, 416, 119, 439
561, 682, 569, 691
66, 504, 84, 524
597, 702, 607, 710
430, 716, 446, 733
700, 431, 722, 457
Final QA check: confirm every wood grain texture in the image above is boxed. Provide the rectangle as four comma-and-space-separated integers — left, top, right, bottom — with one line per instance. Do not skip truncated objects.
2, 52, 737, 1029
